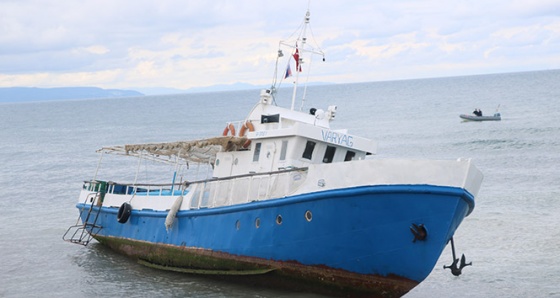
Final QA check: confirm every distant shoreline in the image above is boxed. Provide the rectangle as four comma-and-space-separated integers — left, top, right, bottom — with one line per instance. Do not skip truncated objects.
0, 87, 144, 103
2, 69, 557, 103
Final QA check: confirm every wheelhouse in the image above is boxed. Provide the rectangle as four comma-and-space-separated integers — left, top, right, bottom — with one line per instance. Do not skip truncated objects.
213, 89, 377, 178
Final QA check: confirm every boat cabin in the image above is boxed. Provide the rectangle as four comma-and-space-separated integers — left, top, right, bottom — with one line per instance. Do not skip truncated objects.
213, 89, 377, 178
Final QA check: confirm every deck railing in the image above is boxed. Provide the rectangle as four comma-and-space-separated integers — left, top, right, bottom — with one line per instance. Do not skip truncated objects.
83, 167, 308, 209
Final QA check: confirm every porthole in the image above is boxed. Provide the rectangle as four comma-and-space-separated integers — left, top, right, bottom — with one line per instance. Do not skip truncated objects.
305, 210, 312, 222
216, 159, 220, 166
276, 215, 283, 225
235, 220, 240, 230
255, 218, 261, 228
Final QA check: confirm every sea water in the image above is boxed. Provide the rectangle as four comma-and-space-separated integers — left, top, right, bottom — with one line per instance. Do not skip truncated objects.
1, 69, 559, 297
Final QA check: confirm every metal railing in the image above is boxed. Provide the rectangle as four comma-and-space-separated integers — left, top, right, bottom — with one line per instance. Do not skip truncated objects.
83, 167, 308, 209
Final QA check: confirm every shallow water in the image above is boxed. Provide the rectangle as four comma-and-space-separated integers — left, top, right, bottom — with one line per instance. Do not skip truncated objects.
1, 69, 559, 297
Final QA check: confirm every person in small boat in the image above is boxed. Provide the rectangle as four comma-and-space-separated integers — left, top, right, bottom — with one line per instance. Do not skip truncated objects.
473, 109, 483, 116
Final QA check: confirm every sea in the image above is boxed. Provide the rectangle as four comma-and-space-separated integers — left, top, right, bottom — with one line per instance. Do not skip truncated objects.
1, 69, 559, 298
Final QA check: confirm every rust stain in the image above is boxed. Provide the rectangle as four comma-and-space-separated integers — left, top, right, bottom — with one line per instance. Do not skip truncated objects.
95, 235, 417, 297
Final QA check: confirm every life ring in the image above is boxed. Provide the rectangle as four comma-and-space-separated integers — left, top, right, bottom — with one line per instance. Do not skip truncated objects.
117, 202, 132, 224
238, 121, 255, 148
222, 123, 236, 136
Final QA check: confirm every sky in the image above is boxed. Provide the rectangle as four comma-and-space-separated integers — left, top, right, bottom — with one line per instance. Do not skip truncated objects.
1, 0, 559, 92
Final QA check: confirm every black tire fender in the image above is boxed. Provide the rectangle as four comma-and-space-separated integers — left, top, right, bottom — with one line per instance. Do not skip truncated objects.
117, 202, 132, 224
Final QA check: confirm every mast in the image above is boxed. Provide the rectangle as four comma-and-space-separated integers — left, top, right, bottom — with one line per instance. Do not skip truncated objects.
274, 9, 325, 111
289, 10, 310, 111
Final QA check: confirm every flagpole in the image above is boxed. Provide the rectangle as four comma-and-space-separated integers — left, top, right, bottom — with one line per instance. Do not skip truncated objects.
278, 8, 324, 111
290, 10, 310, 111
290, 44, 301, 111
290, 59, 299, 110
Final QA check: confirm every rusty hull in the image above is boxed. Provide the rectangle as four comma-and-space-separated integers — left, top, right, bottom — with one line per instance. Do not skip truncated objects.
94, 235, 418, 297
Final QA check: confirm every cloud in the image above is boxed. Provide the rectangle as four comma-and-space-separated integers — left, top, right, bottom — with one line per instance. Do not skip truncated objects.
81, 45, 110, 55
0, 0, 559, 90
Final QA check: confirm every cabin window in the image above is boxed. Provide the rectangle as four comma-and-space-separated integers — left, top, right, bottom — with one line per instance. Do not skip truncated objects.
302, 141, 316, 160
280, 140, 288, 161
323, 146, 336, 163
253, 143, 262, 162
344, 150, 356, 161
261, 114, 280, 123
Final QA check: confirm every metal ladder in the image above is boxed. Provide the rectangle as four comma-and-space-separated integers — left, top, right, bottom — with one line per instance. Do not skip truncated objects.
63, 191, 103, 246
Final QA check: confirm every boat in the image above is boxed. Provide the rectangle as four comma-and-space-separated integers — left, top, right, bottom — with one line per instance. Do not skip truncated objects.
461, 105, 501, 121
460, 113, 501, 121
64, 8, 483, 298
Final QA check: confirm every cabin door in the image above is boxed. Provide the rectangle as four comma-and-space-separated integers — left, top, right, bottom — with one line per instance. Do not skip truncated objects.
221, 153, 234, 176
259, 142, 277, 172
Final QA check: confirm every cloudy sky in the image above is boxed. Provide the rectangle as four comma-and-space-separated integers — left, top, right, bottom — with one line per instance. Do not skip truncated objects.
1, 0, 559, 92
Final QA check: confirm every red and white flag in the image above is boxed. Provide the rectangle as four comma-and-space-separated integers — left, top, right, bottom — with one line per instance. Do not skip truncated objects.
293, 47, 302, 72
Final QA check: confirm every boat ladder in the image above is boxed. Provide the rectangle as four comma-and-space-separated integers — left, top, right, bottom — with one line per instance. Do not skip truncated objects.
63, 192, 103, 246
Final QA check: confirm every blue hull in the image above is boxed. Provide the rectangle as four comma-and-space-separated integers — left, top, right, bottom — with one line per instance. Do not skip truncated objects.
79, 184, 474, 296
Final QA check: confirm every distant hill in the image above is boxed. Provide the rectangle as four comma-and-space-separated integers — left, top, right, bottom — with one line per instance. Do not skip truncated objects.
186, 82, 263, 94
0, 87, 144, 103
0, 81, 333, 102
134, 82, 332, 95
134, 82, 263, 96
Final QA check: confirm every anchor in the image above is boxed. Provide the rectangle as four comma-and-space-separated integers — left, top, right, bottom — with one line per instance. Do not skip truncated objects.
443, 237, 472, 276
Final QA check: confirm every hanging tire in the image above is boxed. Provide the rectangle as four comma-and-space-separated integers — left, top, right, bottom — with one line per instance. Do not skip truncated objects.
117, 202, 132, 224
